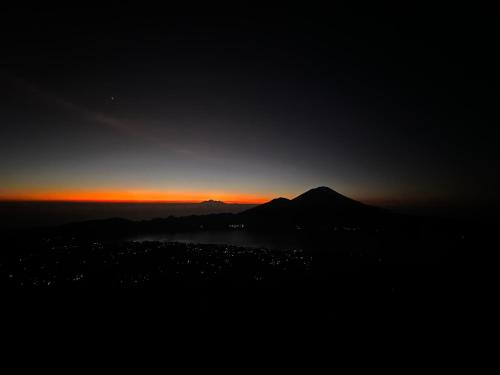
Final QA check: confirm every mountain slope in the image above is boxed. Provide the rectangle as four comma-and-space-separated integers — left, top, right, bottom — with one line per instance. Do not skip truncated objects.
292, 186, 368, 210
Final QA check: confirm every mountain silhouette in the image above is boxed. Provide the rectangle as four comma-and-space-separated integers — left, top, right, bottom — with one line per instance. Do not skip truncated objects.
292, 186, 371, 213
239, 197, 292, 216
53, 186, 390, 236
240, 186, 380, 228
293, 186, 364, 206
199, 200, 226, 205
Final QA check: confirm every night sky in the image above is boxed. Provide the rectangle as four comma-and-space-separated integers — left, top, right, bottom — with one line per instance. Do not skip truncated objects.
0, 4, 498, 211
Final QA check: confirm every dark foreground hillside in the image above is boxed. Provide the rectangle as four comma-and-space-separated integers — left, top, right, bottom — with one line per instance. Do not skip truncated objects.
0, 219, 485, 326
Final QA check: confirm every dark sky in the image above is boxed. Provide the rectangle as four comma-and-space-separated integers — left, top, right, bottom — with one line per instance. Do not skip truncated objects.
0, 4, 498, 210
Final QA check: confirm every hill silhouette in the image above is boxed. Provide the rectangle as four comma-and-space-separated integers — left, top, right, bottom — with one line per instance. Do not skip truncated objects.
240, 186, 381, 228
292, 186, 367, 210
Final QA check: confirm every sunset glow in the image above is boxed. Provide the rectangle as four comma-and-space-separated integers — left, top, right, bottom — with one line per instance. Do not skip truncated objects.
0, 189, 271, 204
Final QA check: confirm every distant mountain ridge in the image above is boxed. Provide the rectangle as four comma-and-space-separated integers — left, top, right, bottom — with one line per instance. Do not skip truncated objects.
51, 187, 392, 236
199, 200, 226, 205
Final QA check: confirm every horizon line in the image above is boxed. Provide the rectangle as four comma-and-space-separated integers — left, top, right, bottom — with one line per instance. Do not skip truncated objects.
0, 198, 267, 204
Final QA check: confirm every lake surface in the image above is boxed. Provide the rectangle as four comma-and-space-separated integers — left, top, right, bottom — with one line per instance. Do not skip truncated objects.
131, 230, 304, 250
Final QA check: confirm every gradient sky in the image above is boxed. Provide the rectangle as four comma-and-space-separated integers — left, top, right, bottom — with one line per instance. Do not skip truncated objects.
0, 4, 498, 208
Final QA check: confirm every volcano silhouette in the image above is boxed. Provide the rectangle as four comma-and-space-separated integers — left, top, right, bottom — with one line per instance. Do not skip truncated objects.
240, 186, 380, 227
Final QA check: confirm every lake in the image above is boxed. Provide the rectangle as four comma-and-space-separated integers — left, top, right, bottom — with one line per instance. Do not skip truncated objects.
130, 230, 305, 250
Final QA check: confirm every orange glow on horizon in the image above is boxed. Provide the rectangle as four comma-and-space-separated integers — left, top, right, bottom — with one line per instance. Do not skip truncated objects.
0, 189, 270, 204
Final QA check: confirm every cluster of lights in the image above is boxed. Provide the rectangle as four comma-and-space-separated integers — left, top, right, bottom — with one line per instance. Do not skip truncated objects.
2, 237, 313, 288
